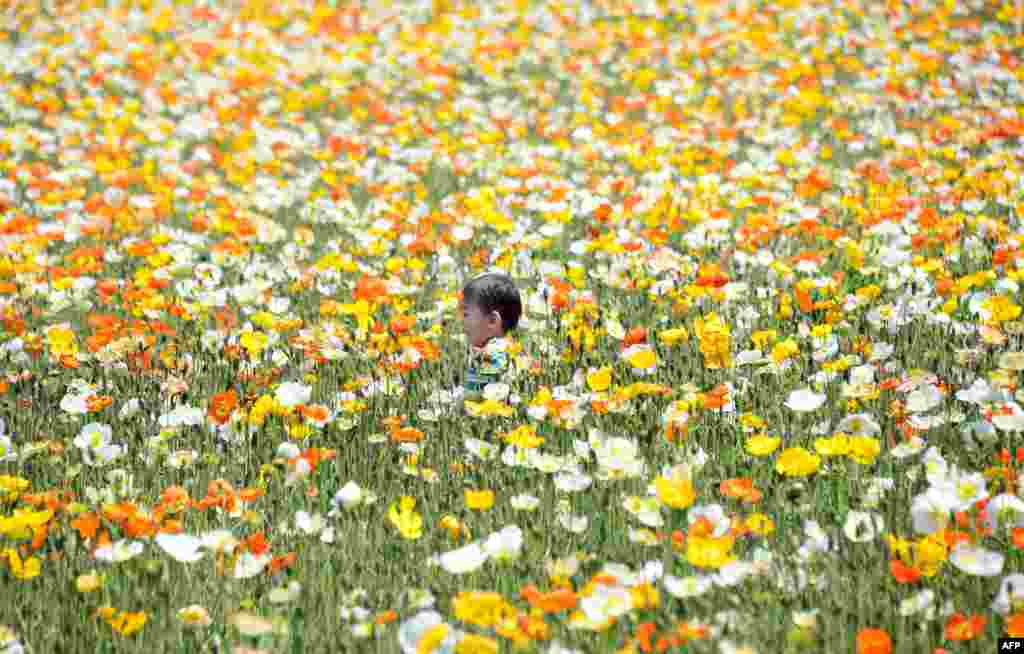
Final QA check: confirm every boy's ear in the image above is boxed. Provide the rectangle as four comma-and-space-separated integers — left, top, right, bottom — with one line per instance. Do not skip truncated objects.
488, 310, 502, 326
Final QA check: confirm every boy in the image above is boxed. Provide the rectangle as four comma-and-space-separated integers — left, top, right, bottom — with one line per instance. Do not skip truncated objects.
460, 272, 522, 396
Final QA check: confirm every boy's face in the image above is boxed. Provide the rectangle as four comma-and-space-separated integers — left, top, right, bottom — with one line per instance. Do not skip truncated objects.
462, 301, 502, 348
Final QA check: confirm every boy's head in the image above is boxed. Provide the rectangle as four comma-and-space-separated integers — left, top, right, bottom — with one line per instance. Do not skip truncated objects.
461, 273, 521, 348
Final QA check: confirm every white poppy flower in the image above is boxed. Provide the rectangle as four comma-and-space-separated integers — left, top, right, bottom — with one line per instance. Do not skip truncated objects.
73, 423, 124, 466
438, 542, 488, 575
628, 528, 660, 546
868, 342, 894, 361
155, 533, 204, 563
60, 391, 90, 414
923, 447, 950, 485
268, 581, 302, 604
639, 560, 664, 584
949, 544, 1004, 577
905, 385, 943, 413
74, 422, 112, 450
792, 609, 819, 630
908, 413, 946, 430
714, 561, 755, 587
848, 365, 876, 386
201, 530, 238, 554
836, 413, 881, 436
295, 510, 326, 535
911, 488, 957, 534
275, 381, 312, 408
333, 482, 364, 510
557, 512, 588, 533
936, 470, 989, 511
623, 496, 663, 528
233, 552, 271, 579
580, 583, 632, 623
592, 437, 645, 479
119, 398, 141, 418
510, 494, 540, 511
797, 520, 830, 559
992, 403, 1024, 431
898, 589, 935, 616
992, 574, 1024, 614
502, 445, 530, 467
956, 378, 1010, 405
276, 442, 301, 459
482, 382, 511, 402
157, 405, 204, 428
482, 525, 523, 562
842, 511, 884, 542
879, 246, 910, 268
553, 472, 592, 492
398, 611, 456, 654
784, 388, 826, 412
94, 539, 144, 563
530, 451, 566, 474
663, 575, 713, 598
983, 494, 1024, 532
464, 438, 498, 461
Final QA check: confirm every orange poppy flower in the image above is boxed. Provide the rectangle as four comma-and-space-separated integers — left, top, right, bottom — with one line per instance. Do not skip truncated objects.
856, 628, 892, 654
158, 520, 183, 535
389, 315, 416, 334
701, 385, 730, 410
238, 487, 265, 503
943, 529, 972, 550
354, 275, 389, 302
86, 395, 113, 412
622, 327, 647, 347
390, 426, 425, 443
102, 502, 138, 525
944, 613, 985, 641
22, 490, 73, 511
298, 404, 331, 423
159, 486, 191, 512
549, 291, 570, 311
1006, 613, 1024, 637
123, 515, 157, 539
889, 559, 922, 584
635, 621, 656, 653
719, 478, 762, 503
71, 513, 100, 540
269, 552, 297, 574
243, 532, 270, 556
1012, 528, 1024, 549
207, 389, 238, 425
520, 585, 578, 613
878, 377, 902, 391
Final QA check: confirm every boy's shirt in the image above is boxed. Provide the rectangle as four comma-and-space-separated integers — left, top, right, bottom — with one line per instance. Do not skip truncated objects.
463, 337, 511, 394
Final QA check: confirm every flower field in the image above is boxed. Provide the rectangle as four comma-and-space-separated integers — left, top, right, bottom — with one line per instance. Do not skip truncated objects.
1, 0, 1024, 652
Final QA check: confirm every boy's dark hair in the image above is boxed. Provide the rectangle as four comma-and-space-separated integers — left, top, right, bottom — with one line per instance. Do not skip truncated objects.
463, 273, 522, 333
